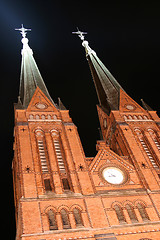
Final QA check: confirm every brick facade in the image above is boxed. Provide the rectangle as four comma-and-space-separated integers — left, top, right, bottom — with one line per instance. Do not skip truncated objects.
12, 84, 160, 240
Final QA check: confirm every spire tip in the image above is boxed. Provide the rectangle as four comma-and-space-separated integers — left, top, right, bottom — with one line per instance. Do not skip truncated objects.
15, 24, 31, 39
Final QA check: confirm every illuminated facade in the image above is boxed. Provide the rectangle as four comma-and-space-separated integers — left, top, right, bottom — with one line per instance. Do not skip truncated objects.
13, 27, 160, 240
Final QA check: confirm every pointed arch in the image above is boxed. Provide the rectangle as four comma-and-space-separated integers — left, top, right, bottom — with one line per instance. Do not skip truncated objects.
60, 208, 71, 229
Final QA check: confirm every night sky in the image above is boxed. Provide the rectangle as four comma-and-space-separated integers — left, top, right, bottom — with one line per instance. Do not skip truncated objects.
1, 1, 160, 239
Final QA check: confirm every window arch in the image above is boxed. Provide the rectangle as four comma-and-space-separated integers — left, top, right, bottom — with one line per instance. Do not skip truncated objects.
48, 209, 58, 230
126, 204, 138, 223
137, 203, 150, 221
73, 208, 83, 227
60, 209, 70, 229
113, 205, 126, 224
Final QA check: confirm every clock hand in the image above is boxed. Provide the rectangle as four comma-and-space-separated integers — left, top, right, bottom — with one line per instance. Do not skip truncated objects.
108, 174, 116, 177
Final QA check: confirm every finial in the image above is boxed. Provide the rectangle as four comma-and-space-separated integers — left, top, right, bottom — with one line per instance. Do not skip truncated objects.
72, 27, 87, 41
15, 24, 31, 38
72, 27, 95, 56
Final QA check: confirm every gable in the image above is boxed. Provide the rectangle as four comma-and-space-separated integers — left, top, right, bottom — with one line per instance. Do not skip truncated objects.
119, 89, 145, 113
89, 144, 142, 191
27, 87, 58, 112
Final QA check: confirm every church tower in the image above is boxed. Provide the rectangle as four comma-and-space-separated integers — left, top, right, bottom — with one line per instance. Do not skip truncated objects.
13, 27, 160, 240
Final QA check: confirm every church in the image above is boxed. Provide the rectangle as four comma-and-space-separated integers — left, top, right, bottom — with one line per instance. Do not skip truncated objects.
13, 26, 160, 240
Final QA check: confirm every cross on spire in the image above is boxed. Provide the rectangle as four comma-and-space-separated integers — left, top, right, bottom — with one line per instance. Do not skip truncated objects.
72, 27, 87, 41
15, 24, 31, 38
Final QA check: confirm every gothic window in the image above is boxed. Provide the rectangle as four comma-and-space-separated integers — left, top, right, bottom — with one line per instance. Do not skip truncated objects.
51, 130, 72, 192
114, 205, 126, 224
35, 129, 49, 174
137, 203, 150, 221
48, 210, 58, 230
126, 204, 138, 223
73, 208, 83, 227
60, 209, 70, 229
37, 139, 49, 173
52, 132, 66, 173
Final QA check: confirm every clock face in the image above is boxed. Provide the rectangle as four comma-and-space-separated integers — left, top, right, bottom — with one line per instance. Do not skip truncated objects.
102, 167, 125, 185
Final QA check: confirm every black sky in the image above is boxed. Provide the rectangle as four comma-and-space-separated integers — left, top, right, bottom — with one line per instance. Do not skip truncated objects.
1, 0, 160, 239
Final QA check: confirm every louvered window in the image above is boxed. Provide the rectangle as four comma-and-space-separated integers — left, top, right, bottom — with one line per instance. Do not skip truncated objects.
53, 139, 66, 173
61, 209, 70, 229
114, 205, 126, 224
137, 203, 150, 221
37, 139, 49, 173
126, 204, 138, 223
135, 129, 158, 168
48, 210, 58, 230
73, 208, 83, 227
51, 130, 72, 192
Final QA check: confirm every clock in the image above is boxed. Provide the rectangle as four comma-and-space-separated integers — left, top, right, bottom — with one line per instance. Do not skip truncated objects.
102, 166, 126, 185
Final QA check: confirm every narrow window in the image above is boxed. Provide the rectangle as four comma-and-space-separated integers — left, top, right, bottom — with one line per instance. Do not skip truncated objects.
44, 179, 52, 192
73, 208, 83, 227
61, 209, 70, 229
114, 205, 126, 224
137, 203, 150, 221
48, 210, 58, 230
126, 204, 138, 223
62, 178, 70, 190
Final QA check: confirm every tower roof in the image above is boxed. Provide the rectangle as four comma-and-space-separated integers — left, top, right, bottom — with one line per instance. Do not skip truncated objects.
16, 25, 56, 108
73, 29, 125, 114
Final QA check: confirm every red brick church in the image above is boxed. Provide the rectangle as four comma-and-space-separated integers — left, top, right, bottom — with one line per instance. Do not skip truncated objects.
13, 26, 160, 240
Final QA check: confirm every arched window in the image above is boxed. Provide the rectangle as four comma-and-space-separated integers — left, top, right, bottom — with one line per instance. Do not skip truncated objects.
48, 210, 57, 230
114, 205, 126, 224
137, 203, 150, 221
61, 209, 70, 229
73, 208, 83, 227
126, 204, 138, 223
